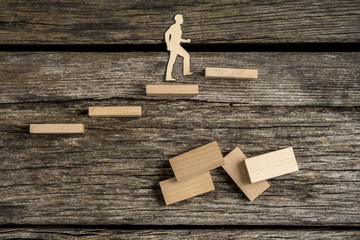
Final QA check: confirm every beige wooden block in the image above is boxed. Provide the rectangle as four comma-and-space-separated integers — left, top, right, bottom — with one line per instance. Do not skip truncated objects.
146, 85, 198, 96
222, 147, 270, 201
169, 141, 224, 182
205, 67, 257, 79
159, 171, 215, 205
244, 147, 298, 183
88, 106, 142, 117
30, 124, 85, 134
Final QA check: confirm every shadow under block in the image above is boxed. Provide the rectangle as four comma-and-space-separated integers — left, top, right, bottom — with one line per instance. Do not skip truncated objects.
169, 141, 224, 182
159, 171, 215, 205
222, 147, 270, 201
146, 85, 198, 96
205, 67, 258, 79
88, 106, 142, 117
244, 147, 299, 183
29, 124, 85, 134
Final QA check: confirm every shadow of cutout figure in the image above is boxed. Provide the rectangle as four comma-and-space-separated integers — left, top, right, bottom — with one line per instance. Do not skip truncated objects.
165, 14, 193, 81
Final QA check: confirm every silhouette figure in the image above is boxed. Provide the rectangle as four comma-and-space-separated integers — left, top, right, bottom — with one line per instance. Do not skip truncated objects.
165, 14, 193, 81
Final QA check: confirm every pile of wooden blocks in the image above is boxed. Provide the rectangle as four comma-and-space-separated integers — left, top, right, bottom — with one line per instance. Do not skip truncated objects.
160, 141, 298, 205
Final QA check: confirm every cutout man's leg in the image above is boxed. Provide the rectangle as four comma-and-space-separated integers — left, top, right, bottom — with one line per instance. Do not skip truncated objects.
166, 51, 177, 81
178, 47, 193, 75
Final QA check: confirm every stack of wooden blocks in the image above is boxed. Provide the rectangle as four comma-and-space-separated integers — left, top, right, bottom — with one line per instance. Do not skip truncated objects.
160, 141, 298, 205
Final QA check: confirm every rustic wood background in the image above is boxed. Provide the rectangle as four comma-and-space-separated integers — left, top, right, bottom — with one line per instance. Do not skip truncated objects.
0, 0, 359, 239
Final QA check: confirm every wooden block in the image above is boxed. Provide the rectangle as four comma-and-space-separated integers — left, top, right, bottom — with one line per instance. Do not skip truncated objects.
159, 172, 215, 205
205, 67, 257, 79
88, 106, 142, 117
169, 141, 224, 182
222, 147, 270, 201
146, 85, 198, 96
244, 147, 298, 183
30, 124, 85, 134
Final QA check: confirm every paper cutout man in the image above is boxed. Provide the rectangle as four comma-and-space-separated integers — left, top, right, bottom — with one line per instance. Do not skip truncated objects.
165, 14, 193, 81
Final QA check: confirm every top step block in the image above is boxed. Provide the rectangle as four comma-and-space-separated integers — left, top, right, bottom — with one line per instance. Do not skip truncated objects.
205, 67, 258, 79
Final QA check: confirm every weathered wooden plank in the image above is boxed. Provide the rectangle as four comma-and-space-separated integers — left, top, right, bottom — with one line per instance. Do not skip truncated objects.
0, 52, 359, 106
0, 100, 359, 225
0, 1, 359, 44
0, 228, 359, 239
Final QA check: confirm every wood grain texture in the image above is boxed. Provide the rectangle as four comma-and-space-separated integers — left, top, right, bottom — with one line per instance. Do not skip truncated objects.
0, 52, 359, 106
169, 141, 224, 181
0, 99, 359, 225
0, 228, 359, 239
160, 172, 215, 205
0, 1, 359, 44
222, 147, 269, 201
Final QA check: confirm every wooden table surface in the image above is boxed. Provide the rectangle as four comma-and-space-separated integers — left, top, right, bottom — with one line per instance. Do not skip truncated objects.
0, 1, 359, 239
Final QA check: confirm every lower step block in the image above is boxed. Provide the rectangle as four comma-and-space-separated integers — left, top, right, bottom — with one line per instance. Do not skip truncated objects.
29, 124, 85, 134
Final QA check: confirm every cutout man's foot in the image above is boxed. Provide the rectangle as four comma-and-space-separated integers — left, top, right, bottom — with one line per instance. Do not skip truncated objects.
184, 72, 193, 76
166, 77, 176, 81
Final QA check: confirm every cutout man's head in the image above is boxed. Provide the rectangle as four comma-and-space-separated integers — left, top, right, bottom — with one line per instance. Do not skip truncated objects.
174, 14, 183, 24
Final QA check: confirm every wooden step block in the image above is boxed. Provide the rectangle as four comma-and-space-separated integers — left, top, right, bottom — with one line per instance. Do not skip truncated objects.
244, 147, 298, 183
169, 141, 224, 182
88, 106, 142, 117
146, 85, 198, 96
205, 67, 257, 79
159, 171, 215, 205
30, 124, 85, 134
222, 147, 270, 201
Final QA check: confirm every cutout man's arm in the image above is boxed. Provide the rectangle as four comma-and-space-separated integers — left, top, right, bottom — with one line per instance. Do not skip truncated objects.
165, 28, 171, 50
